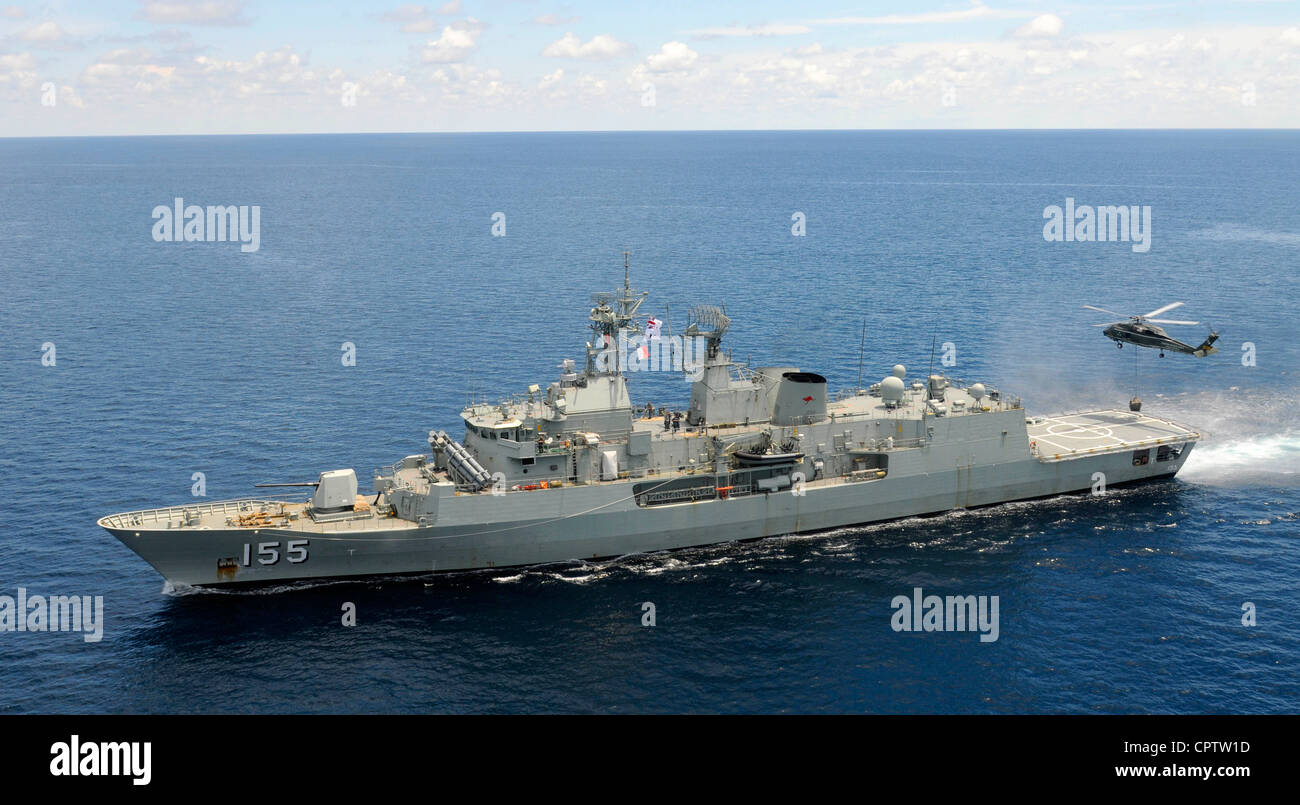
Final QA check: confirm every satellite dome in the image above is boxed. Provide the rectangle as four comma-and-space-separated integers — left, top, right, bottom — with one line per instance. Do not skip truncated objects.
891, 364, 906, 379
970, 383, 986, 400
881, 375, 905, 403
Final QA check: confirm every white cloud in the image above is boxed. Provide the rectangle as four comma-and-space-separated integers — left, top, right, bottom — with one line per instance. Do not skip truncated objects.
646, 41, 698, 72
542, 32, 632, 60
383, 2, 461, 31
383, 4, 435, 33
82, 55, 178, 93
426, 63, 512, 103
812, 4, 1028, 26
421, 23, 480, 63
538, 67, 563, 90
137, 1, 249, 26
605, 22, 1300, 128
7, 9, 1300, 134
1, 6, 25, 20
19, 21, 65, 42
97, 48, 158, 64
1014, 14, 1064, 39
534, 14, 580, 26
192, 46, 310, 81
56, 84, 85, 107
687, 23, 812, 39
0, 51, 35, 71
574, 72, 609, 97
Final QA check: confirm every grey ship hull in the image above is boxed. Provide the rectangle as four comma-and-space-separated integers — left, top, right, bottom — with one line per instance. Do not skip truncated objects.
100, 428, 1194, 588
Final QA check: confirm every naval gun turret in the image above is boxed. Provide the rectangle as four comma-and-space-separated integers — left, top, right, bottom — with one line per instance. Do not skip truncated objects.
255, 468, 360, 520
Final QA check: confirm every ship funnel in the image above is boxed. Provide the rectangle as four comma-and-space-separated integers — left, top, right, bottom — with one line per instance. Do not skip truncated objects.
771, 371, 828, 425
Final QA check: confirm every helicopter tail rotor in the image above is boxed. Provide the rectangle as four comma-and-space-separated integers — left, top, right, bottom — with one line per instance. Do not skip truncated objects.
1193, 330, 1220, 357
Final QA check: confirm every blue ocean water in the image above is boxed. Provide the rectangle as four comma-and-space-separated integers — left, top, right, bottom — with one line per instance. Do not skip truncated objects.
0, 130, 1297, 713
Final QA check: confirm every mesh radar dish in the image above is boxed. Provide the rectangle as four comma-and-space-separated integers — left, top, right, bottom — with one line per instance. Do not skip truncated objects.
687, 304, 730, 334
684, 304, 731, 359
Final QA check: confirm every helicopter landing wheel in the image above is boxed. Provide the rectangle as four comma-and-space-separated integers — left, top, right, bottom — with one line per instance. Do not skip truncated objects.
1116, 342, 1123, 349
1159, 352, 1165, 358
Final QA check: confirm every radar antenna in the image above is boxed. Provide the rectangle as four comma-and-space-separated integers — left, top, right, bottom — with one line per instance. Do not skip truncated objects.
588, 254, 648, 340
684, 304, 730, 359
585, 252, 649, 375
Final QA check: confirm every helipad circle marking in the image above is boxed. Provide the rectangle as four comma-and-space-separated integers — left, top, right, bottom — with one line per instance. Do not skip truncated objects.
1043, 422, 1114, 440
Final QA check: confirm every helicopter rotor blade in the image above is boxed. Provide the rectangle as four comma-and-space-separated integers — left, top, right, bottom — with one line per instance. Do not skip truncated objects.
1142, 301, 1184, 319
1147, 318, 1198, 326
1082, 305, 1126, 317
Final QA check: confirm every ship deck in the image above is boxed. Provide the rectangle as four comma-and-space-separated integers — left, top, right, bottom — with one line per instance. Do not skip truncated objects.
97, 497, 417, 534
1026, 409, 1201, 462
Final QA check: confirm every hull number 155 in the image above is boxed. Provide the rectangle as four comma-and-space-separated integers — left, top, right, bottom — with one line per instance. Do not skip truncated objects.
241, 539, 309, 566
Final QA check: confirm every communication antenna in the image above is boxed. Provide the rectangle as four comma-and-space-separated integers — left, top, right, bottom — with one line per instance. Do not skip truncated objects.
856, 319, 867, 392
928, 334, 937, 379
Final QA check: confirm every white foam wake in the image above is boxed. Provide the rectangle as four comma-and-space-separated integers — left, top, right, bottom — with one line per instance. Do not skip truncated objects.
1163, 388, 1300, 485
1180, 430, 1300, 484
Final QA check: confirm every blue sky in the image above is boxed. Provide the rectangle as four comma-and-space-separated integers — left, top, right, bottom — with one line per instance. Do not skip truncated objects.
4, 1, 1298, 134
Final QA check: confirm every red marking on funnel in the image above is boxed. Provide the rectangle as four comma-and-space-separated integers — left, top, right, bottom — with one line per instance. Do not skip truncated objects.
802, 396, 813, 403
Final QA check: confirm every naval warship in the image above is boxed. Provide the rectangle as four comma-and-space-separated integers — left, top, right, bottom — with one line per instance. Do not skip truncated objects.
99, 270, 1202, 587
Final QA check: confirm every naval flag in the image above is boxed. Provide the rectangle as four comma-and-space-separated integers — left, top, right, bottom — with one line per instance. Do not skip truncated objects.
639, 316, 663, 360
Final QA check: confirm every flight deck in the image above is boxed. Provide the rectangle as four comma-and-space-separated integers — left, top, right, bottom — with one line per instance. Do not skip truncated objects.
1027, 410, 1201, 463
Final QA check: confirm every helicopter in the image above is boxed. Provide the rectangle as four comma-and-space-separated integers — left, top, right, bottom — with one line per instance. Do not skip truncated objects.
1083, 302, 1219, 357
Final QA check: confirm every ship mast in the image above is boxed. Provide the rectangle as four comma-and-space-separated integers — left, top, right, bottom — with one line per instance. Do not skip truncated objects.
585, 252, 648, 376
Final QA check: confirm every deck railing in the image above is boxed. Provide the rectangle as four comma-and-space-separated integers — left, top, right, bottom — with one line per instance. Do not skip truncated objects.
99, 499, 275, 530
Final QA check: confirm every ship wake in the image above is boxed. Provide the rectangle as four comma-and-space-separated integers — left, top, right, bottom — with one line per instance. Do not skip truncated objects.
1165, 388, 1300, 486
